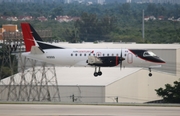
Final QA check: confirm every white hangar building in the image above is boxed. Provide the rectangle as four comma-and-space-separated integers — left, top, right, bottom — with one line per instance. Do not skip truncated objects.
0, 43, 180, 103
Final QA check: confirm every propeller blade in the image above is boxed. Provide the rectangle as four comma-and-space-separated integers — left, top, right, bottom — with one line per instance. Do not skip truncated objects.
119, 49, 125, 70
120, 49, 122, 70
120, 60, 122, 70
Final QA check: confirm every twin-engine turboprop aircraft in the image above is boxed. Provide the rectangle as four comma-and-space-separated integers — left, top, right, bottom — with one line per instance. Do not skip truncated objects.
21, 23, 165, 77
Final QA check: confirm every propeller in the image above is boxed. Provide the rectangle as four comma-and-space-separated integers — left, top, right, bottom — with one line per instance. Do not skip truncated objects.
119, 49, 125, 70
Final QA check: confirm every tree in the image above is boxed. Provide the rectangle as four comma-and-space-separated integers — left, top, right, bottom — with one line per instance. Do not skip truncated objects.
155, 81, 180, 103
51, 6, 64, 19
75, 12, 99, 41
64, 28, 79, 43
1, 2, 180, 43
0, 67, 12, 80
146, 3, 157, 16
75, 12, 117, 42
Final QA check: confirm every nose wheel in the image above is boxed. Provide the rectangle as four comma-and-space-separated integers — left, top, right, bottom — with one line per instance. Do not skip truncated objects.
94, 67, 102, 77
149, 68, 152, 77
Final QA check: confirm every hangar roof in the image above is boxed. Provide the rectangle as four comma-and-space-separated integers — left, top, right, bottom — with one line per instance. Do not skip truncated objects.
52, 42, 180, 49
1, 67, 141, 86
55, 67, 141, 86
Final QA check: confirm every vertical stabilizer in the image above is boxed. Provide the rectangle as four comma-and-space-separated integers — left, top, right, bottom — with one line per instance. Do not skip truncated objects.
21, 22, 64, 51
21, 23, 36, 52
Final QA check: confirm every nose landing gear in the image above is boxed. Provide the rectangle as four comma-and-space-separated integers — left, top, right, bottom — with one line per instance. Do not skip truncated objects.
149, 68, 152, 77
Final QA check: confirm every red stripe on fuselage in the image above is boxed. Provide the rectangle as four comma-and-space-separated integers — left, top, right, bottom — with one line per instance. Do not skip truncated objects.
116, 56, 119, 66
21, 23, 35, 52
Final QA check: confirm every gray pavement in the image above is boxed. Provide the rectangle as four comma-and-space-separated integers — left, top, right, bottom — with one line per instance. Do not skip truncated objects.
0, 104, 180, 116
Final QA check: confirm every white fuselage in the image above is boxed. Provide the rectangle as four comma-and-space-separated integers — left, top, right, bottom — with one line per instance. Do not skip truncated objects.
21, 48, 162, 68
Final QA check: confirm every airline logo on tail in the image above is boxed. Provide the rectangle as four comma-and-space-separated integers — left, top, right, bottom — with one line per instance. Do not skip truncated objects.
21, 23, 36, 52
21, 23, 64, 52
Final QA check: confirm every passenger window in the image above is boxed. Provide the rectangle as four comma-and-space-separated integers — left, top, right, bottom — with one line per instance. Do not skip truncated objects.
71, 54, 73, 56
107, 54, 109, 56
116, 54, 118, 56
112, 54, 114, 56
93, 54, 95, 56
75, 54, 77, 56
80, 54, 82, 56
84, 54, 86, 56
103, 54, 105, 56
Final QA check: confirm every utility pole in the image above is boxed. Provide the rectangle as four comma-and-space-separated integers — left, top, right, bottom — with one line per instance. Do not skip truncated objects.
142, 10, 145, 42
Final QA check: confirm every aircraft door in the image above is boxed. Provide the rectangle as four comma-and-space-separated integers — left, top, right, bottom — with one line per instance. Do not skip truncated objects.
127, 53, 133, 64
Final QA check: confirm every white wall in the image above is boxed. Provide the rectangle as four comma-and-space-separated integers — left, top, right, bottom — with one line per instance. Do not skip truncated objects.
150, 49, 176, 74
105, 49, 179, 103
176, 49, 180, 77
105, 69, 179, 103
59, 86, 105, 103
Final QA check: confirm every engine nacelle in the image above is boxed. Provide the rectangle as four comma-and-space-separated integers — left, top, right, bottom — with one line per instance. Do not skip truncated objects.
88, 56, 102, 65
87, 56, 120, 67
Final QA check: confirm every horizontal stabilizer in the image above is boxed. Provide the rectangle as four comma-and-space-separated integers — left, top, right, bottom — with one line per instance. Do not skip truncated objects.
30, 46, 44, 54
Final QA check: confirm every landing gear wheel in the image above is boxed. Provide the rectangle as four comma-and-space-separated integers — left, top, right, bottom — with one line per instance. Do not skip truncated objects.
94, 72, 98, 77
148, 68, 152, 77
98, 71, 102, 76
93, 67, 102, 77
149, 73, 152, 77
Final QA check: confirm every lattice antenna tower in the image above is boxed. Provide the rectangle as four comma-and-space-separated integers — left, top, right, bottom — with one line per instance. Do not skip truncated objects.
0, 28, 60, 102
0, 31, 22, 101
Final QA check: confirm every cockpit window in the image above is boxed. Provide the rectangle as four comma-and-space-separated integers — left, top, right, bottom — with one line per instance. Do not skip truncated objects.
143, 51, 156, 57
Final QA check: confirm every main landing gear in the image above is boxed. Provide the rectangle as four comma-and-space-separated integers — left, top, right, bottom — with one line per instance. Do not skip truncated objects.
94, 66, 102, 77
149, 68, 152, 77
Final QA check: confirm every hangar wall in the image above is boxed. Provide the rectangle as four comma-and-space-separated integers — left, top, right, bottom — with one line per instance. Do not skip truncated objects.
105, 70, 179, 103
0, 85, 60, 101
105, 48, 180, 103
176, 49, 180, 76
58, 86, 105, 103
150, 49, 176, 74
0, 85, 105, 102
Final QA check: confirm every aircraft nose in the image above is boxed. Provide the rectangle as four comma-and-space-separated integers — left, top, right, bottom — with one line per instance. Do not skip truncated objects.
156, 57, 166, 63
160, 59, 166, 63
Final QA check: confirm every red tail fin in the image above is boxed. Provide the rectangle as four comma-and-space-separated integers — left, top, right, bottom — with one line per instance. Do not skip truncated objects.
21, 23, 35, 52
